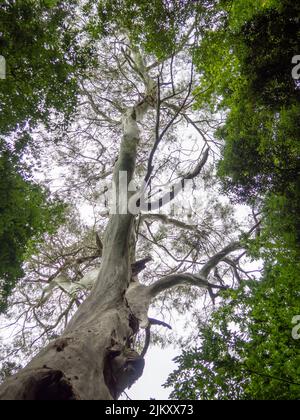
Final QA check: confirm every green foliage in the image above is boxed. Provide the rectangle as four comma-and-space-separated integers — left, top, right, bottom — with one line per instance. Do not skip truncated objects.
193, 0, 300, 254
167, 0, 300, 400
0, 0, 97, 310
0, 0, 94, 135
86, 0, 218, 60
166, 258, 300, 400
0, 146, 65, 313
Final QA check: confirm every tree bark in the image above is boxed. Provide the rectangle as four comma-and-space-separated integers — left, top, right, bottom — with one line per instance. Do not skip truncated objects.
0, 166, 142, 400
0, 43, 244, 400
0, 48, 157, 400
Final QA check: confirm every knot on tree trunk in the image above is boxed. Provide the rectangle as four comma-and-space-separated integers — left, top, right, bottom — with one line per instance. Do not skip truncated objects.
104, 347, 145, 399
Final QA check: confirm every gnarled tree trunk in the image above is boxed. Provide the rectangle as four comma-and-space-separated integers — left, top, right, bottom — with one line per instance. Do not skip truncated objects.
0, 48, 155, 399
0, 40, 244, 401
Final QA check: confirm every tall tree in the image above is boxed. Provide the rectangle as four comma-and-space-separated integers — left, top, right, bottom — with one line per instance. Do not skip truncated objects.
0, 2, 268, 400
0, 11, 259, 397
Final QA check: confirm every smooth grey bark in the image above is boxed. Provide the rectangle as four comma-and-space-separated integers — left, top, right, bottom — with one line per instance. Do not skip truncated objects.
0, 44, 244, 400
0, 49, 156, 401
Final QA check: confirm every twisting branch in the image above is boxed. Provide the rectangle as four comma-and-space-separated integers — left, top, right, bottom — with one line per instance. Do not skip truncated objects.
199, 242, 242, 279
140, 318, 172, 358
148, 273, 227, 300
185, 148, 210, 180
149, 318, 172, 330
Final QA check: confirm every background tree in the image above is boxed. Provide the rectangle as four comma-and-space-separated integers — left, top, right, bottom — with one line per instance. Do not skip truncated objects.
165, 256, 300, 400
166, 0, 300, 400
0, 143, 64, 313
0, 0, 95, 310
0, 0, 292, 401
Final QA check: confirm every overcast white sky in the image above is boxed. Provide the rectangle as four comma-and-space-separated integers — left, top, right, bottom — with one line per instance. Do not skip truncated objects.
125, 346, 178, 400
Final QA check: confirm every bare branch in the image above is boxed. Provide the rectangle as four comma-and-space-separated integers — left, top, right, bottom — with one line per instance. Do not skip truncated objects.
139, 148, 209, 212
141, 213, 204, 236
148, 273, 226, 299
148, 318, 172, 330
199, 242, 243, 279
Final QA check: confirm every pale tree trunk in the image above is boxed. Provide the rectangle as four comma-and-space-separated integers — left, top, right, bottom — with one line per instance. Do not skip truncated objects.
0, 48, 158, 401
0, 43, 244, 401
0, 215, 240, 401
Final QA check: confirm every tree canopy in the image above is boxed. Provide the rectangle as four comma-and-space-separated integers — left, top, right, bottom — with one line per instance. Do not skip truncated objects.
166, 0, 300, 400
0, 0, 299, 401
0, 142, 65, 313
0, 0, 93, 135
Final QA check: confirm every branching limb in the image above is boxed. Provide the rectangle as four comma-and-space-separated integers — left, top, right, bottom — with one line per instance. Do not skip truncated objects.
148, 318, 172, 330
148, 273, 227, 300
143, 62, 196, 186
138, 148, 209, 212
80, 83, 122, 124
199, 242, 242, 279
